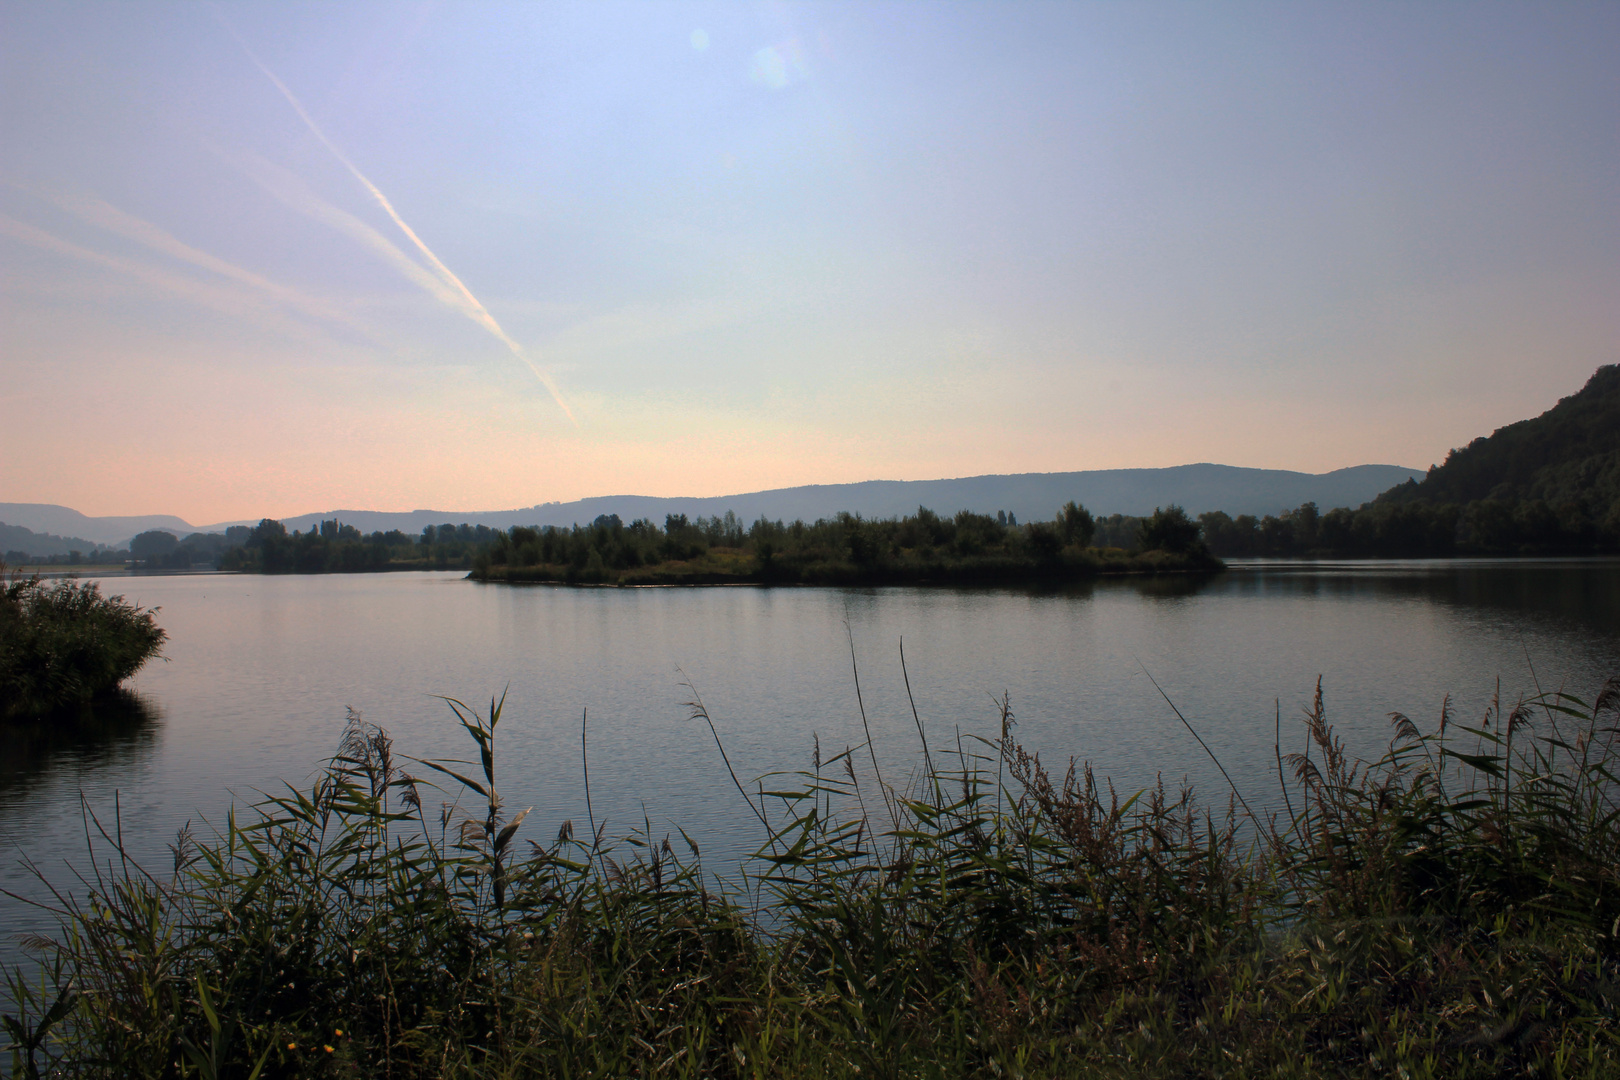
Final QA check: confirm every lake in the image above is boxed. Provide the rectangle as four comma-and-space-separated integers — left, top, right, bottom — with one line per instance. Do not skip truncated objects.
5, 559, 1620, 957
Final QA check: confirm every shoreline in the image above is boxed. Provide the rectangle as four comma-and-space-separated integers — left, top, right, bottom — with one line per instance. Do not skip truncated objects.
467, 548, 1225, 588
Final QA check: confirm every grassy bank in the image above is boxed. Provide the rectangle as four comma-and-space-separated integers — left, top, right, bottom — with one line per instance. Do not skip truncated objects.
7, 676, 1620, 1078
0, 569, 165, 721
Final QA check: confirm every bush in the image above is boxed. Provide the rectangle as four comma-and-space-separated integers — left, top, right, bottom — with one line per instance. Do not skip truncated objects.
0, 570, 165, 720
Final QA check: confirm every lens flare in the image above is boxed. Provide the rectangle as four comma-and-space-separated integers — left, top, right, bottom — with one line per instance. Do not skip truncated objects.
748, 41, 808, 90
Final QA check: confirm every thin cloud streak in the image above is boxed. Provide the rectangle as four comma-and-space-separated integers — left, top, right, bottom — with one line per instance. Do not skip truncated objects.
224, 24, 576, 424
0, 211, 328, 337
45, 191, 371, 335
235, 152, 468, 310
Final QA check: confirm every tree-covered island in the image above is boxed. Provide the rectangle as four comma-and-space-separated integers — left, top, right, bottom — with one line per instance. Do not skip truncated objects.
468, 503, 1220, 585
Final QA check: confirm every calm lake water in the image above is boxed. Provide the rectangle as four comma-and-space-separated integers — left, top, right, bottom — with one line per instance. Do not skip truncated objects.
5, 560, 1620, 956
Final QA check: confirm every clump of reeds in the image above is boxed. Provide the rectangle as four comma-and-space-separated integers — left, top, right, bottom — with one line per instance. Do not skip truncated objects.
0, 565, 166, 720
6, 666, 1620, 1078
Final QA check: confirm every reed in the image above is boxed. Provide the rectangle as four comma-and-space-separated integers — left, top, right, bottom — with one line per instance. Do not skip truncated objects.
6, 668, 1620, 1078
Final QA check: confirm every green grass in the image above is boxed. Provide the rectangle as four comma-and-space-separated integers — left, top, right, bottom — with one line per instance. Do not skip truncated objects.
6, 672, 1620, 1078
0, 569, 166, 721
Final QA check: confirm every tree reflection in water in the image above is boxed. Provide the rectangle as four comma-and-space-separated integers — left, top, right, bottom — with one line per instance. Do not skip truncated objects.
0, 689, 161, 799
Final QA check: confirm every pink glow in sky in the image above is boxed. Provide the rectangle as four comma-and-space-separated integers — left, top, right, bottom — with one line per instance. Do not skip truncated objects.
2, 1, 1617, 522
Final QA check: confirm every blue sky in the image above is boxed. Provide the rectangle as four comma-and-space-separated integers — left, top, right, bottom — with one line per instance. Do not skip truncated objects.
2, 1, 1616, 521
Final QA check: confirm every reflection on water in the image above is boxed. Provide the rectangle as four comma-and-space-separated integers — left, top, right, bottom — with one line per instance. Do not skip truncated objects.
0, 691, 162, 971
1024, 571, 1225, 603
0, 689, 162, 799
1226, 558, 1620, 638
1123, 572, 1225, 601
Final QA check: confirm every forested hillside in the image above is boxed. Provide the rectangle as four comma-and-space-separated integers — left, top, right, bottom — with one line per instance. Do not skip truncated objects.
0, 522, 105, 560
1188, 366, 1620, 558
1367, 365, 1620, 553
1383, 365, 1620, 512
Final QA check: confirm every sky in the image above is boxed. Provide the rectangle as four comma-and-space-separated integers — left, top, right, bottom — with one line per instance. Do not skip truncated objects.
1, 1, 1616, 523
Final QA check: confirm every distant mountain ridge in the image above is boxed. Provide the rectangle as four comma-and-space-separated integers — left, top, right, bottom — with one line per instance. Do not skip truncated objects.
1380, 364, 1620, 514
2, 463, 1423, 545
0, 505, 198, 548
0, 522, 106, 557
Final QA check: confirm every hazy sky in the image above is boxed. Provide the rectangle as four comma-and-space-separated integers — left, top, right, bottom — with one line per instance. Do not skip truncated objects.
2, 1, 1616, 522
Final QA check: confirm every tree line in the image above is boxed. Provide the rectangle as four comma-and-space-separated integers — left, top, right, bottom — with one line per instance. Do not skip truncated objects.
216, 519, 506, 573
140, 494, 1606, 577
62, 484, 1620, 580
472, 503, 1216, 584
1197, 497, 1619, 558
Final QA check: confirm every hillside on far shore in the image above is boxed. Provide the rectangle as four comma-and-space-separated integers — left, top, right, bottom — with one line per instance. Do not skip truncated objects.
2, 463, 1421, 548
1380, 364, 1620, 520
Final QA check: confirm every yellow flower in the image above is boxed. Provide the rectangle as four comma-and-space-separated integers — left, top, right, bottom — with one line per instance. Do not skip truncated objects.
324, 1045, 335, 1053
286, 1043, 296, 1050
334, 1028, 343, 1036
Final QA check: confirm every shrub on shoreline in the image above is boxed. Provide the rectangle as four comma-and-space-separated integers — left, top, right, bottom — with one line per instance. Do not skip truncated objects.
0, 569, 165, 721
6, 676, 1620, 1077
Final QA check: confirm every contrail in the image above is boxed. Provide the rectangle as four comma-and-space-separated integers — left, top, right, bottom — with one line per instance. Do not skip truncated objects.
234, 152, 469, 311
44, 191, 369, 334
222, 19, 576, 424
0, 211, 352, 345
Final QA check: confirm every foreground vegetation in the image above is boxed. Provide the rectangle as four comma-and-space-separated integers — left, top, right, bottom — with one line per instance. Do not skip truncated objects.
470, 503, 1219, 585
8, 668, 1620, 1077
0, 567, 165, 720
